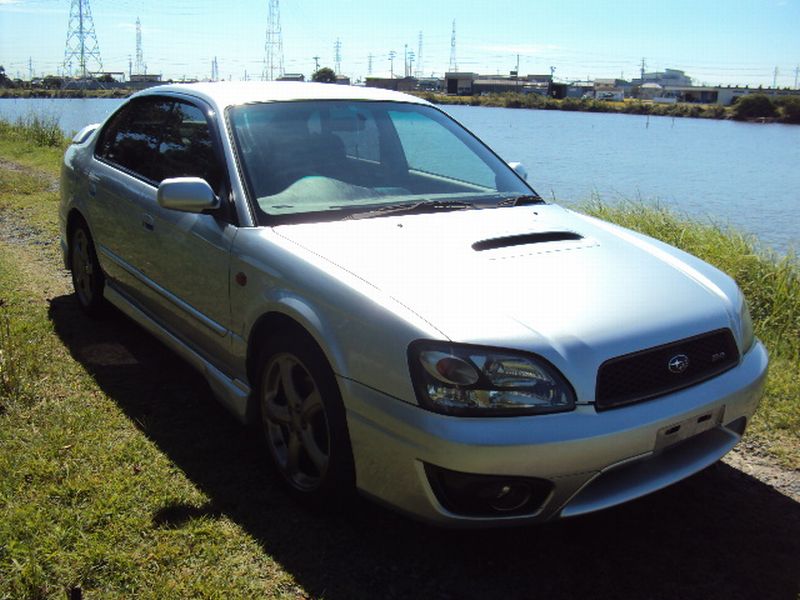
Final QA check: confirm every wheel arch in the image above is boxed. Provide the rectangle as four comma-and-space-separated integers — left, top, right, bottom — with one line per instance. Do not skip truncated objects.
246, 309, 345, 399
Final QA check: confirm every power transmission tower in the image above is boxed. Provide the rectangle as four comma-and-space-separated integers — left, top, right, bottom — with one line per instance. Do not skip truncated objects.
334, 38, 342, 74
28, 57, 33, 81
263, 0, 284, 81
212, 57, 219, 81
640, 57, 646, 82
135, 17, 144, 75
773, 66, 778, 89
367, 54, 373, 76
795, 65, 799, 90
389, 50, 396, 78
62, 0, 103, 79
448, 20, 457, 72
416, 31, 423, 78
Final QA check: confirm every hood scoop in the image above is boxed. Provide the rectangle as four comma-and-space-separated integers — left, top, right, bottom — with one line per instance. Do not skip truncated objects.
472, 231, 583, 252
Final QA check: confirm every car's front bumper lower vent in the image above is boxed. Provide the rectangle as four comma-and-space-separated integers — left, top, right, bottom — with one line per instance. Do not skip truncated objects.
595, 329, 739, 411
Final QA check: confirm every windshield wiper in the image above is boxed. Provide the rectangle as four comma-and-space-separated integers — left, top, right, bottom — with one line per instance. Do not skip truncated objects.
496, 194, 544, 207
346, 200, 474, 220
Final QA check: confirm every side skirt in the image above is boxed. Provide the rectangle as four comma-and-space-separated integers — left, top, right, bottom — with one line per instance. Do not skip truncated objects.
104, 283, 254, 423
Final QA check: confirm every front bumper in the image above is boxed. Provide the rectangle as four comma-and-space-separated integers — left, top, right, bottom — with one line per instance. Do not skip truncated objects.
342, 340, 768, 526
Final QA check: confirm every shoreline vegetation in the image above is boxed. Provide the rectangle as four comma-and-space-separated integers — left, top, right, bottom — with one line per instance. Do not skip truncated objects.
415, 91, 800, 124
2, 86, 799, 123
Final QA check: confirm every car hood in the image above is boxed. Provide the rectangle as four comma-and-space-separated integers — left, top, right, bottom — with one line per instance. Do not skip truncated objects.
273, 205, 739, 382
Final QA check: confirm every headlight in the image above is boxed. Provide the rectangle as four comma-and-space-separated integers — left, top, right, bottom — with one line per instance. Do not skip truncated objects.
739, 294, 755, 353
408, 341, 576, 416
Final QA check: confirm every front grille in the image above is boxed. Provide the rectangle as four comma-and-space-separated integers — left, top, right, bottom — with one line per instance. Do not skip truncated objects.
595, 329, 739, 411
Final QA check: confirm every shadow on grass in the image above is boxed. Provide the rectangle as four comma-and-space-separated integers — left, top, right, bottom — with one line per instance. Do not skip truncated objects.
49, 293, 800, 600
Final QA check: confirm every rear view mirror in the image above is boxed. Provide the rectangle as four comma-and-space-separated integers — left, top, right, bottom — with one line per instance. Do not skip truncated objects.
157, 177, 220, 213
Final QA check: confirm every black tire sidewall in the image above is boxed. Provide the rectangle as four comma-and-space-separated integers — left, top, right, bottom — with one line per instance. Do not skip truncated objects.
256, 332, 356, 507
70, 223, 106, 317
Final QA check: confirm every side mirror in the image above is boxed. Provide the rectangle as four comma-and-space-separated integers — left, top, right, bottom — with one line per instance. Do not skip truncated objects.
508, 162, 528, 181
157, 177, 220, 213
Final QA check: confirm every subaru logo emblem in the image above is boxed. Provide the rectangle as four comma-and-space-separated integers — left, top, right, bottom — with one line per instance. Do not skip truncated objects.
668, 354, 690, 374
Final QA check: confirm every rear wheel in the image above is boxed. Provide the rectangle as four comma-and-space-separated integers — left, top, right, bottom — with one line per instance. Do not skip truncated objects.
70, 223, 106, 316
257, 333, 355, 505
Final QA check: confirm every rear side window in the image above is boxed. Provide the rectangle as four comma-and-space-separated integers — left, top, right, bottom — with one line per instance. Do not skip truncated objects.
96, 97, 223, 192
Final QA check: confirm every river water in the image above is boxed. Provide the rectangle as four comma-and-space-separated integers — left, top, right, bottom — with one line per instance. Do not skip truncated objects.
1, 97, 798, 252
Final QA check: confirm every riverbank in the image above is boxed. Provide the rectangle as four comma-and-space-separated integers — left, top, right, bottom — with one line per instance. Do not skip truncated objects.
416, 91, 800, 123
0, 87, 131, 99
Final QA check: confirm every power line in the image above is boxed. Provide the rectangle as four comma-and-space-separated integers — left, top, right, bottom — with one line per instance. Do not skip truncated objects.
62, 0, 103, 79
334, 38, 342, 74
448, 20, 457, 72
263, 0, 284, 81
416, 31, 423, 78
135, 17, 144, 75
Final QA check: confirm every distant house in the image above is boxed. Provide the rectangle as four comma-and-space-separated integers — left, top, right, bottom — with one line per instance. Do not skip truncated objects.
277, 73, 305, 82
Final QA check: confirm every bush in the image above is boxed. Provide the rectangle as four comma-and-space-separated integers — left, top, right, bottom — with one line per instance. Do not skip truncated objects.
732, 94, 777, 120
775, 95, 800, 124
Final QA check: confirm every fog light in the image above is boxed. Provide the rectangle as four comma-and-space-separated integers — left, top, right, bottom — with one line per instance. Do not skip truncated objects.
478, 482, 533, 512
424, 463, 552, 517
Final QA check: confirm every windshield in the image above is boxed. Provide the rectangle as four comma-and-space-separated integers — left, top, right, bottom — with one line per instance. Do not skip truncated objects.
228, 100, 540, 224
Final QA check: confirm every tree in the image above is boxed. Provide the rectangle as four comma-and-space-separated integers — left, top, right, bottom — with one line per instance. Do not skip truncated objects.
312, 67, 336, 83
0, 65, 9, 87
731, 94, 776, 120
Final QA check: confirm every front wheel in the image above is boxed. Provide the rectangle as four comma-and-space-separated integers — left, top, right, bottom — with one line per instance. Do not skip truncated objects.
257, 334, 355, 505
70, 223, 106, 316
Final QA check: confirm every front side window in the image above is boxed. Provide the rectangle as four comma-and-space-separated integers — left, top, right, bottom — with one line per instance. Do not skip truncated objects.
96, 97, 223, 192
229, 100, 538, 224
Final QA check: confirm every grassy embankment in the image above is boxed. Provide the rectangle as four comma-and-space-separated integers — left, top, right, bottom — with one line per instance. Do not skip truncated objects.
0, 88, 131, 99
416, 91, 800, 123
0, 116, 798, 597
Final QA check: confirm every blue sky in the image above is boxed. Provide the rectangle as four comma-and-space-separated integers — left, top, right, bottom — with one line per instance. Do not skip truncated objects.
1, 0, 799, 87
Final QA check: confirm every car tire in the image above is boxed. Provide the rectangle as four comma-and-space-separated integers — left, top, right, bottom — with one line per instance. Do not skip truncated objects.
70, 222, 106, 317
256, 332, 355, 507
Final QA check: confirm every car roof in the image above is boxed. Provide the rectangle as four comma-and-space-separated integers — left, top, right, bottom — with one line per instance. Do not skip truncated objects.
133, 81, 432, 111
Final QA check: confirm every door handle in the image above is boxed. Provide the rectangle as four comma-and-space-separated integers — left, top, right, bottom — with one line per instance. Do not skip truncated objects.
142, 214, 155, 231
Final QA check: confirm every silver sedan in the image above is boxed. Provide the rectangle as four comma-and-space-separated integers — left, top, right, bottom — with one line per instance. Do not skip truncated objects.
60, 82, 768, 526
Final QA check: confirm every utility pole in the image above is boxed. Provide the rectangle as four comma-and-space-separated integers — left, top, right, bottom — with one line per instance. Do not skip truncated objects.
334, 38, 342, 74
63, 0, 103, 80
128, 55, 132, 80
408, 51, 415, 78
312, 56, 320, 71
389, 50, 396, 78
515, 54, 519, 90
263, 0, 284, 80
